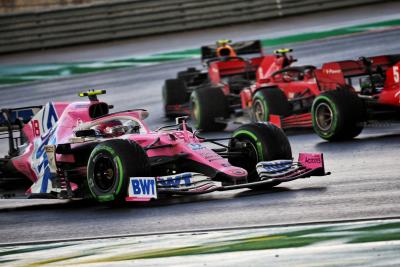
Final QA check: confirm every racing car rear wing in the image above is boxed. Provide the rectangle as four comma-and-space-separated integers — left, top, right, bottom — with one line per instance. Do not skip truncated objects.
321, 54, 400, 78
0, 106, 42, 127
0, 106, 42, 156
201, 40, 262, 61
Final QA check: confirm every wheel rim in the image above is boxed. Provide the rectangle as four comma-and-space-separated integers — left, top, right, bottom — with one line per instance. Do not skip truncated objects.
232, 138, 258, 175
243, 140, 258, 171
315, 102, 333, 131
93, 155, 116, 192
253, 99, 266, 122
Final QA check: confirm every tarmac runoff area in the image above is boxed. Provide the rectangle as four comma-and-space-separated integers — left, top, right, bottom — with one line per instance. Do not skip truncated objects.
0, 219, 399, 266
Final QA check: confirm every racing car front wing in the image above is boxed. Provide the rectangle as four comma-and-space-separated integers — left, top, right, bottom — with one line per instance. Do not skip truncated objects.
126, 153, 329, 201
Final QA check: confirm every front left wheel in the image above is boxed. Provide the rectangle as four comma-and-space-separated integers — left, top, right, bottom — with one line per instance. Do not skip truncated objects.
86, 139, 150, 203
252, 87, 291, 122
229, 122, 292, 182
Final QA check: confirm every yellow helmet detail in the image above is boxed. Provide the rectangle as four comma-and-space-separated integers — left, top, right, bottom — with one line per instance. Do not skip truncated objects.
273, 48, 293, 54
216, 39, 232, 46
79, 90, 106, 97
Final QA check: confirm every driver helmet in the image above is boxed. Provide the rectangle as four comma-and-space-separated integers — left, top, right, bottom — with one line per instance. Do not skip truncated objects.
303, 68, 314, 79
93, 120, 126, 137
216, 39, 237, 57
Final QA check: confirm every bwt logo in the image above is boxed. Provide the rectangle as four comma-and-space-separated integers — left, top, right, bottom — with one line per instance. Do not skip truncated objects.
131, 178, 156, 197
158, 173, 192, 188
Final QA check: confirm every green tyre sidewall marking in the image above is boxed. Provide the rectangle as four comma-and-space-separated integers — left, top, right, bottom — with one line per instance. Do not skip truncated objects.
254, 92, 269, 122
312, 95, 338, 139
233, 129, 264, 161
87, 145, 125, 202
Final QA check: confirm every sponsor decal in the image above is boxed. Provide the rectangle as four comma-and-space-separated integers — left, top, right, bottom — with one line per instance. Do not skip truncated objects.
158, 173, 192, 187
304, 157, 321, 164
298, 153, 323, 169
188, 143, 223, 162
30, 103, 59, 193
323, 69, 342, 74
129, 177, 157, 198
188, 143, 206, 150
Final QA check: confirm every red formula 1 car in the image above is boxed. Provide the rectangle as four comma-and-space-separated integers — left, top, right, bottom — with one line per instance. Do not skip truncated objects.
0, 90, 328, 203
243, 50, 400, 141
162, 40, 265, 131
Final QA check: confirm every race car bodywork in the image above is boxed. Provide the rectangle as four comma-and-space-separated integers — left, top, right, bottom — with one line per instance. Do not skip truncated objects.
0, 91, 328, 203
164, 38, 400, 139
310, 55, 400, 140
246, 52, 400, 140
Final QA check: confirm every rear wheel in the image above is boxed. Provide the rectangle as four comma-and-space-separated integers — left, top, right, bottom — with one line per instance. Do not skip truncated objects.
312, 89, 365, 141
252, 87, 291, 122
190, 87, 229, 131
162, 79, 188, 118
86, 140, 150, 203
229, 122, 292, 182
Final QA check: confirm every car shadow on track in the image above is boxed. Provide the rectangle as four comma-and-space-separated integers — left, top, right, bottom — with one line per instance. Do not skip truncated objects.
107, 185, 327, 210
0, 186, 327, 212
315, 132, 400, 151
284, 128, 315, 136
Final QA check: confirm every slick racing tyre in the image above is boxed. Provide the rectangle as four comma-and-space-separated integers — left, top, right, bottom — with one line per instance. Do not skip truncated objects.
252, 87, 291, 122
229, 122, 292, 182
190, 87, 229, 131
312, 88, 365, 141
87, 140, 150, 203
162, 78, 188, 118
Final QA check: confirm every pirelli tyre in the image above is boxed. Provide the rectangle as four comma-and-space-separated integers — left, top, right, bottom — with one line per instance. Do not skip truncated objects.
190, 87, 229, 131
229, 122, 292, 182
312, 89, 365, 141
87, 139, 150, 203
252, 87, 291, 122
162, 78, 188, 118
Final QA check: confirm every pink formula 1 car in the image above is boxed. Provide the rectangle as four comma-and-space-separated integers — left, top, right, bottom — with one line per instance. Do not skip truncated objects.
0, 91, 328, 203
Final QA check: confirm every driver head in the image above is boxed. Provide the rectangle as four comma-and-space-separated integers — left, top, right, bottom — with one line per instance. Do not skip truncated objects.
216, 39, 232, 47
93, 120, 126, 137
